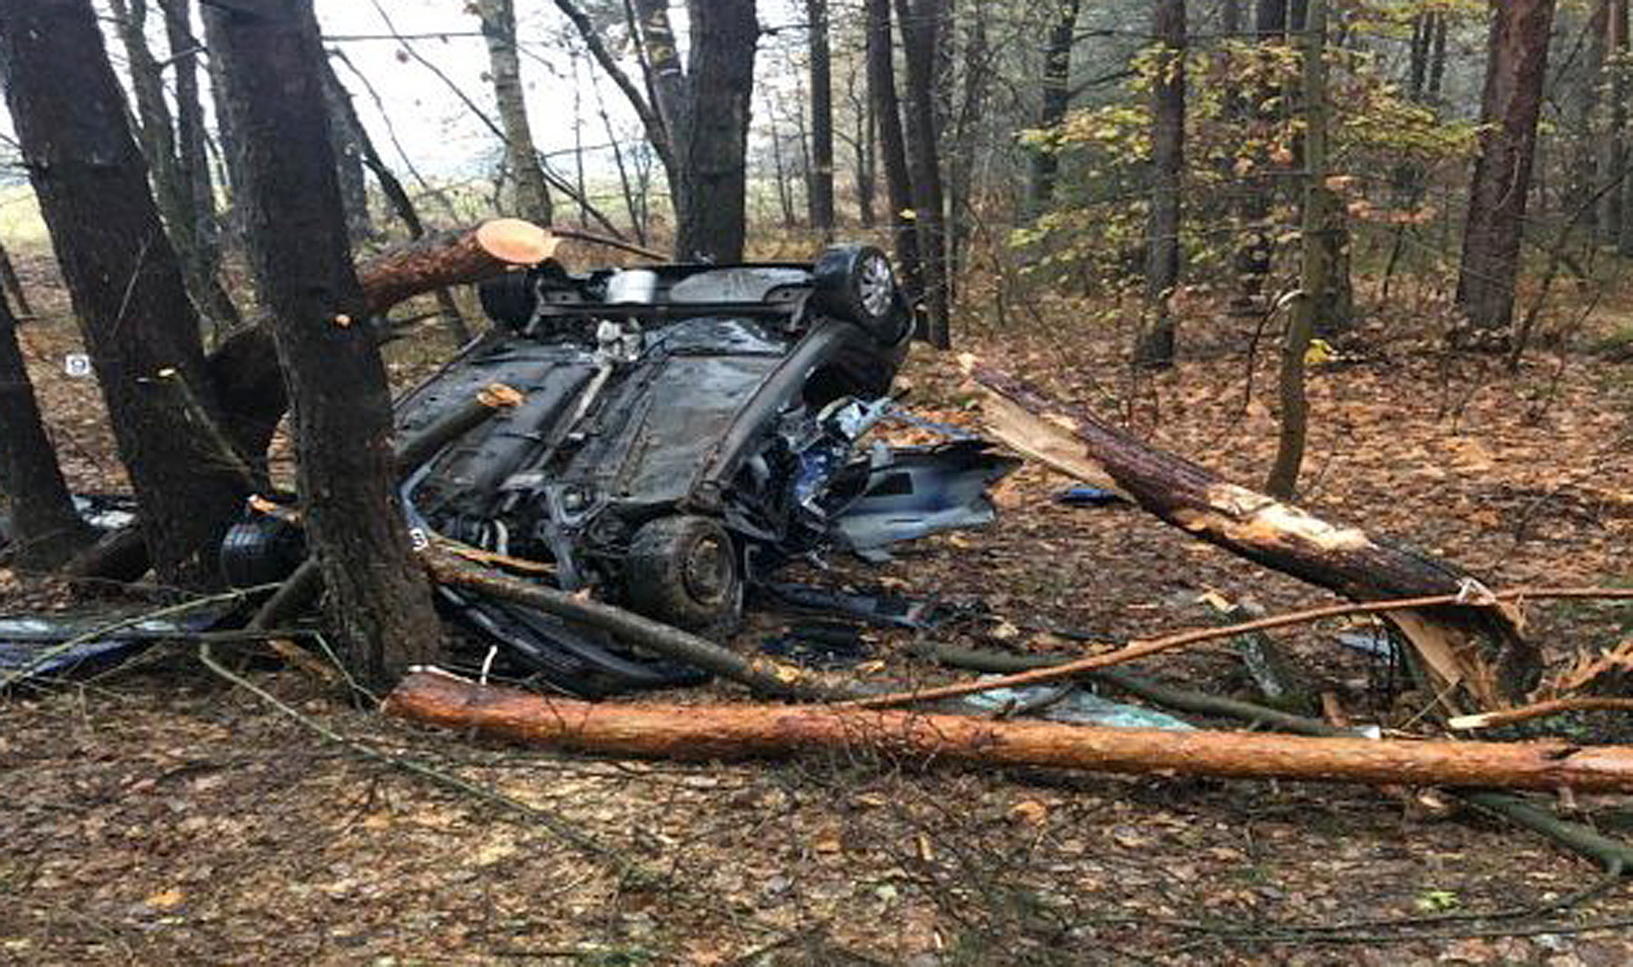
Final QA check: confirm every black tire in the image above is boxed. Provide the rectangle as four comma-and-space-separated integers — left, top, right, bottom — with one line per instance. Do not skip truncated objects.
478, 272, 538, 331
625, 516, 742, 632
810, 244, 906, 341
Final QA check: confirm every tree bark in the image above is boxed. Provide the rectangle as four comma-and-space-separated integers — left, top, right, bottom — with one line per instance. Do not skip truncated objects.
1455, 0, 1557, 338
1027, 0, 1082, 216
355, 219, 556, 315
1133, 0, 1187, 367
0, 289, 95, 568
1265, 0, 1329, 498
806, 0, 835, 238
866, 0, 921, 303
477, 0, 553, 227
894, 0, 950, 348
0, 0, 248, 587
671, 0, 757, 262
385, 671, 1633, 793
965, 363, 1540, 708
209, 0, 441, 686
0, 238, 33, 320
1232, 0, 1288, 312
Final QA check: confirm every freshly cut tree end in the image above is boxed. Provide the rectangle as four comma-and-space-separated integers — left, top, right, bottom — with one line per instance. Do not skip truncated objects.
475, 218, 559, 265
477, 382, 524, 409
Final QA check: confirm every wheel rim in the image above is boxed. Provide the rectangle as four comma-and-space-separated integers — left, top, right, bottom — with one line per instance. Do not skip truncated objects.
681, 535, 733, 605
857, 255, 895, 318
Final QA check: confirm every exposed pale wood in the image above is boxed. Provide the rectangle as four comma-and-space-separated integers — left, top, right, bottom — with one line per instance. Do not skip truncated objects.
385, 670, 1633, 793
1451, 697, 1633, 732
963, 361, 1538, 709
356, 219, 557, 315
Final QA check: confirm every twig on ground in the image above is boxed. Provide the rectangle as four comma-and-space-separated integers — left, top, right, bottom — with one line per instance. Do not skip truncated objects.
1451, 697, 1633, 731
196, 642, 615, 864
846, 586, 1633, 710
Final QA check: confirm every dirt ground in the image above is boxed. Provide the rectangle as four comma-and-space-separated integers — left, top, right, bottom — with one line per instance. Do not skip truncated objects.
4, 252, 1633, 965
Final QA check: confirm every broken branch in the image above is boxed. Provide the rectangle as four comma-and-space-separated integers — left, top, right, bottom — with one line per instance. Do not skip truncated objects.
848, 587, 1633, 711
356, 218, 557, 315
964, 361, 1539, 708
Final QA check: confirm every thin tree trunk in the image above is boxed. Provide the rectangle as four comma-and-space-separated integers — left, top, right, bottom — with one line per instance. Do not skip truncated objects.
1233, 0, 1288, 312
1, 0, 248, 587
1266, 0, 1329, 499
0, 289, 95, 569
1027, 0, 1081, 216
770, 119, 797, 230
867, 0, 922, 306
322, 75, 375, 245
895, 0, 950, 348
209, 0, 441, 686
854, 66, 877, 228
477, 0, 553, 226
807, 0, 835, 239
1133, 0, 1187, 367
1610, 0, 1633, 254
1455, 0, 1558, 339
945, 5, 988, 303
0, 239, 33, 320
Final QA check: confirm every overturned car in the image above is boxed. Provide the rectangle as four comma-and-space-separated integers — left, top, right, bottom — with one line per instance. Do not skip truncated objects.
224, 245, 1016, 695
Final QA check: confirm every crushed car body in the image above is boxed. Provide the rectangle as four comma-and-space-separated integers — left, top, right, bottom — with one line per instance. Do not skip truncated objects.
4, 246, 1017, 696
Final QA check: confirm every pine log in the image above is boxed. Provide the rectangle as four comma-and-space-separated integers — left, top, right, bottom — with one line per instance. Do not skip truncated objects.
964, 361, 1538, 709
356, 218, 558, 315
384, 670, 1633, 792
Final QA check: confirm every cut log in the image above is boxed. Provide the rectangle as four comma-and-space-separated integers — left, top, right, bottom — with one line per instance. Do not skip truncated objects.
963, 360, 1538, 709
384, 670, 1633, 793
356, 218, 558, 315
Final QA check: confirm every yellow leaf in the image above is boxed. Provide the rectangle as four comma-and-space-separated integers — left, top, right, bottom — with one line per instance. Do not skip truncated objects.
899, 208, 917, 221
145, 889, 185, 909
1304, 338, 1336, 366
1009, 800, 1049, 825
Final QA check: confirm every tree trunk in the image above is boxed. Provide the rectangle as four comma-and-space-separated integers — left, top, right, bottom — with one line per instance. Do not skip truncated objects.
158, 0, 235, 330
0, 239, 33, 320
477, 0, 553, 227
209, 0, 441, 686
806, 0, 835, 238
385, 671, 1633, 793
1266, 0, 1330, 499
965, 363, 1540, 709
853, 66, 877, 228
894, 0, 950, 348
1133, 0, 1187, 367
866, 0, 922, 305
0, 289, 95, 569
1233, 0, 1288, 312
945, 5, 988, 303
0, 0, 248, 587
1027, 0, 1081, 216
670, 0, 757, 263
1455, 0, 1557, 339
1609, 0, 1633, 254
322, 75, 375, 245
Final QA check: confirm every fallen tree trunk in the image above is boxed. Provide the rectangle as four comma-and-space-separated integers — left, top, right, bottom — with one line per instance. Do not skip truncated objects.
384, 670, 1633, 792
966, 361, 1537, 709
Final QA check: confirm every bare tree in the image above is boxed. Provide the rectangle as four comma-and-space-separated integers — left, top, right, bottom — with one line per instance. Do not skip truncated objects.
476, 0, 554, 225
208, 0, 442, 685
1455, 0, 1557, 340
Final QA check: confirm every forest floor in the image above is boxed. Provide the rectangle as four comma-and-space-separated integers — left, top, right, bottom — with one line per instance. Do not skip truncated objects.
4, 250, 1633, 966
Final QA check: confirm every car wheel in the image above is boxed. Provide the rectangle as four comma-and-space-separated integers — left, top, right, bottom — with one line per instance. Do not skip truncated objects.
811, 244, 905, 340
625, 516, 742, 632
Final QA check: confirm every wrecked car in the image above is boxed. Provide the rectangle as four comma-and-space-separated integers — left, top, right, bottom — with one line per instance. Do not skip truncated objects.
232, 246, 1012, 695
